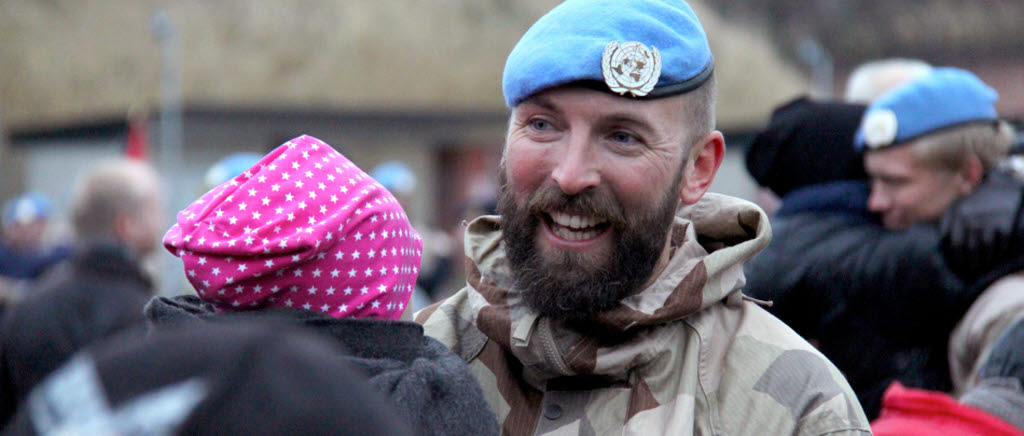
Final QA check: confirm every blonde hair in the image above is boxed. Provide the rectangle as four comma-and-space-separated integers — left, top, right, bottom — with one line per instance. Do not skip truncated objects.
910, 121, 1015, 173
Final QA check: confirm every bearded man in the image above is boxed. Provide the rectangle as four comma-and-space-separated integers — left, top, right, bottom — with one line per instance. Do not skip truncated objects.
415, 0, 869, 434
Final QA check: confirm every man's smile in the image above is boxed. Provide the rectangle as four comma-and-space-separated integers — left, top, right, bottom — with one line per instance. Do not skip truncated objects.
541, 211, 611, 243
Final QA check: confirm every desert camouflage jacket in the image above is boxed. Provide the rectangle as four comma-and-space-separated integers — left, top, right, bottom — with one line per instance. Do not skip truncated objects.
417, 193, 871, 435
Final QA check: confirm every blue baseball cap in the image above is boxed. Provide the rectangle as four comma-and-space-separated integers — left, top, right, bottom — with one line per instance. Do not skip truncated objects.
502, 0, 713, 108
855, 67, 999, 151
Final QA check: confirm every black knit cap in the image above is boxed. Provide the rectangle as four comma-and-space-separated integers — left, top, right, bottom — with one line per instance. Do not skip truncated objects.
746, 96, 869, 197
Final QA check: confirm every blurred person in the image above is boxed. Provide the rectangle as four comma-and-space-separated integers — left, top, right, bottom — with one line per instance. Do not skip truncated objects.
0, 159, 163, 427
2, 320, 414, 436
201, 152, 263, 192
370, 161, 454, 308
0, 194, 72, 298
937, 155, 1024, 396
745, 56, 932, 215
148, 135, 499, 436
844, 58, 933, 104
856, 67, 1013, 231
415, 1, 869, 434
871, 316, 1024, 436
744, 96, 972, 418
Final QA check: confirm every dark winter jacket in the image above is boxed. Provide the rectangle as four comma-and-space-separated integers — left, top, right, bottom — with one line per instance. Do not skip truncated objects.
941, 169, 1024, 292
145, 295, 499, 436
1, 320, 414, 436
0, 243, 153, 427
745, 181, 973, 418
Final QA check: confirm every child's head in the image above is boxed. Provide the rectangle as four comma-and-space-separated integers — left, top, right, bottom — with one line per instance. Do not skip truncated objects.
165, 135, 422, 320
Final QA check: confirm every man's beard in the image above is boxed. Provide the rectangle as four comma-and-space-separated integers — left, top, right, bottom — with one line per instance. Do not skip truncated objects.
497, 167, 683, 321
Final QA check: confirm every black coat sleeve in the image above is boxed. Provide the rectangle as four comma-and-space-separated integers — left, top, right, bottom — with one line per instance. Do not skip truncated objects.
941, 170, 1024, 290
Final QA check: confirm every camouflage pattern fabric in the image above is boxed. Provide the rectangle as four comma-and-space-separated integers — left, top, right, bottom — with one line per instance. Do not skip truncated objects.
417, 193, 870, 435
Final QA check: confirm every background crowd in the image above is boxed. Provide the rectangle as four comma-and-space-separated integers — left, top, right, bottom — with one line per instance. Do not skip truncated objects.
1, 1, 1024, 435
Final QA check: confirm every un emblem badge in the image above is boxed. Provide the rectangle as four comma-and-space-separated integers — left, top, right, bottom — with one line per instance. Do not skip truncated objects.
602, 41, 661, 97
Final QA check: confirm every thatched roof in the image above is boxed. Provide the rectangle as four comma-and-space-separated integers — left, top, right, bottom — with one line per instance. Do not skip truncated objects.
707, 0, 1024, 70
0, 0, 809, 132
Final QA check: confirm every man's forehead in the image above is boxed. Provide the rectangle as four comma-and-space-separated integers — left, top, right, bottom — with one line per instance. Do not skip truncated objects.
515, 87, 677, 121
865, 146, 927, 176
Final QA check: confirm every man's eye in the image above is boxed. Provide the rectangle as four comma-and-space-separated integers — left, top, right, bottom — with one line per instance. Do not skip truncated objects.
611, 131, 637, 143
530, 119, 551, 131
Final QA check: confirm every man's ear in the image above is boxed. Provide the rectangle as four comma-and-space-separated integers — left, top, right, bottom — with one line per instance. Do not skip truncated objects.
957, 155, 984, 195
679, 130, 725, 205
112, 210, 134, 244
966, 155, 984, 184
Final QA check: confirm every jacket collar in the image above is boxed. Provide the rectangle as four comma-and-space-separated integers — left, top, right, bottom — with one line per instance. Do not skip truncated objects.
463, 193, 771, 383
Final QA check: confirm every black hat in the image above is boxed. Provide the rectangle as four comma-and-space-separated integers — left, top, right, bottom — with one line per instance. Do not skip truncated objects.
3, 321, 413, 436
746, 96, 869, 197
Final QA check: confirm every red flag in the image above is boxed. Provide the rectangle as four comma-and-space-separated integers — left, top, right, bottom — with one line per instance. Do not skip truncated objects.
125, 113, 149, 160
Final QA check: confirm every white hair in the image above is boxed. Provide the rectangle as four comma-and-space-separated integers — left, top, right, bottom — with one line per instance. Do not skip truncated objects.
844, 58, 933, 103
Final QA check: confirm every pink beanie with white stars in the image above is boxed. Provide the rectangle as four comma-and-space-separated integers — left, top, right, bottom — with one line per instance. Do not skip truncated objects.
164, 135, 422, 320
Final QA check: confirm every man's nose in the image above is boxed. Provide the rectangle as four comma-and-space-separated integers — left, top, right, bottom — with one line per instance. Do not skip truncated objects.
551, 139, 599, 195
867, 186, 889, 212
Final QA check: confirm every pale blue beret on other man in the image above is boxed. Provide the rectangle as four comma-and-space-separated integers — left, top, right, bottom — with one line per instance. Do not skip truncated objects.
502, 0, 714, 108
855, 67, 999, 151
2, 193, 52, 227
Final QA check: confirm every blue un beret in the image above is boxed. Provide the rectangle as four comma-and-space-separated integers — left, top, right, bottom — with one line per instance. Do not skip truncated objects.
502, 0, 713, 108
2, 193, 52, 226
854, 67, 999, 151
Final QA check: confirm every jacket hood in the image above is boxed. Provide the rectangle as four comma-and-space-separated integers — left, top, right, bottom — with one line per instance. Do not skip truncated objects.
460, 193, 771, 382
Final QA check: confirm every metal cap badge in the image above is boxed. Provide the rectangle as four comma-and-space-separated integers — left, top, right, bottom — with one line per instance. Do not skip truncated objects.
602, 41, 662, 97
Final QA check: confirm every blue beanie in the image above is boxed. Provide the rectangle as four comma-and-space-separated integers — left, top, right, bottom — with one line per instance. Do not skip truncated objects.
855, 67, 998, 151
502, 0, 713, 108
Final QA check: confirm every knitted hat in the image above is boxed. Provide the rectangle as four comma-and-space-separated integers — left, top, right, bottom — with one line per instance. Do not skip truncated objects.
502, 0, 713, 107
855, 67, 999, 151
746, 97, 868, 196
164, 135, 422, 320
978, 316, 1024, 384
960, 316, 1024, 431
